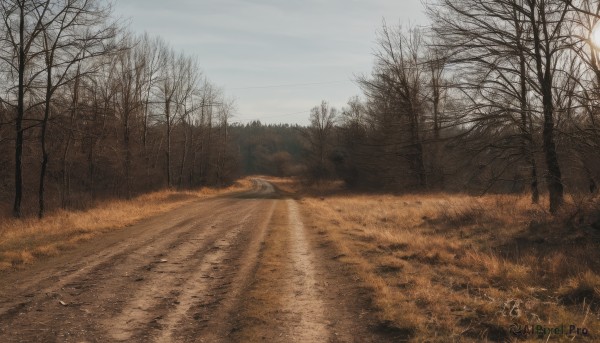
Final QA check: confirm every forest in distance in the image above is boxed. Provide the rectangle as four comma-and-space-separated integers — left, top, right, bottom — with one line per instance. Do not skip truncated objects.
3, 0, 600, 219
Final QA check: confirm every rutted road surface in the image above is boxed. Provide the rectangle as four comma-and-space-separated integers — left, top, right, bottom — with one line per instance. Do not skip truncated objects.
0, 180, 388, 342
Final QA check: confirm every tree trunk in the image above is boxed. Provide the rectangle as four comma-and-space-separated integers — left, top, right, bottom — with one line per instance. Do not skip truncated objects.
13, 5, 26, 218
409, 106, 427, 188
166, 99, 172, 188
61, 135, 72, 209
178, 121, 188, 189
529, 3, 564, 213
62, 65, 80, 208
143, 98, 151, 177
88, 140, 95, 199
124, 116, 131, 199
203, 111, 213, 184
541, 85, 563, 213
519, 55, 540, 204
38, 59, 53, 218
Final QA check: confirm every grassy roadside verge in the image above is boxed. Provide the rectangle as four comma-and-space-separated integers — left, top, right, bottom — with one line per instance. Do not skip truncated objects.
268, 178, 600, 342
0, 179, 253, 271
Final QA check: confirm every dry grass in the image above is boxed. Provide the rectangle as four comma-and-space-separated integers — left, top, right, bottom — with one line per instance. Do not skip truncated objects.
0, 179, 253, 271
276, 180, 600, 342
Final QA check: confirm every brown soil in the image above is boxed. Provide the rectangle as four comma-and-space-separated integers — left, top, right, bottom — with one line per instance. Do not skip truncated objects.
0, 180, 390, 342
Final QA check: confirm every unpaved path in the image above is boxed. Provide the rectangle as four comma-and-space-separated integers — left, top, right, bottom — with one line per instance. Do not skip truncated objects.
0, 180, 389, 342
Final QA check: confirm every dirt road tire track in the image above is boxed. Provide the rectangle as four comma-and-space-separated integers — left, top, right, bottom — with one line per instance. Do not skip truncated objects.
0, 180, 392, 342
231, 197, 389, 343
0, 181, 276, 343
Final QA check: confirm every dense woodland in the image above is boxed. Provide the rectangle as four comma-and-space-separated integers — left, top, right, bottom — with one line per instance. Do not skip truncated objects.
301, 0, 600, 214
230, 122, 304, 177
0, 0, 240, 218
4, 0, 600, 218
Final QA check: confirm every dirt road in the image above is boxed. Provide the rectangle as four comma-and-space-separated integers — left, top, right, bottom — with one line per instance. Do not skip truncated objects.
0, 180, 390, 342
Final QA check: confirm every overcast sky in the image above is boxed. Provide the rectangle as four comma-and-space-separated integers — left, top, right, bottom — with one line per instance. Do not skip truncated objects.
114, 1, 429, 125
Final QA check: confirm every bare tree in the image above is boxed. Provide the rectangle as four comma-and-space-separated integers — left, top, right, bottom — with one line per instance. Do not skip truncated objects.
521, 0, 568, 212
427, 0, 569, 210
37, 0, 116, 217
304, 100, 337, 181
423, 42, 450, 188
0, 2, 237, 218
357, 23, 429, 188
214, 99, 235, 186
138, 33, 164, 151
174, 56, 201, 189
156, 46, 188, 188
0, 0, 50, 218
113, 34, 146, 199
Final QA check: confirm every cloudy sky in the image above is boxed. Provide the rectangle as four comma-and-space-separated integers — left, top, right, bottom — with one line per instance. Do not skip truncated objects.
114, 1, 429, 125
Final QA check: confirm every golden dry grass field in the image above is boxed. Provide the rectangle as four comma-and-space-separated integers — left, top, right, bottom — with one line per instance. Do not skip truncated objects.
0, 179, 252, 271
269, 177, 600, 342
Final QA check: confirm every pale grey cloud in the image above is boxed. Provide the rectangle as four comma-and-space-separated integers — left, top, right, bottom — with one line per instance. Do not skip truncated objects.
114, 0, 429, 124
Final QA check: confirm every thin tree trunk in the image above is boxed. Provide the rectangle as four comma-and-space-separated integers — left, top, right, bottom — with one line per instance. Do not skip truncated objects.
13, 4, 26, 218
199, 106, 206, 185
519, 54, 540, 204
61, 135, 72, 209
166, 99, 172, 188
542, 97, 563, 212
432, 79, 440, 141
62, 65, 81, 208
143, 97, 151, 177
38, 136, 49, 218
189, 127, 198, 186
204, 111, 213, 184
529, 4, 563, 213
409, 107, 427, 188
38, 58, 52, 218
88, 140, 95, 199
124, 114, 131, 199
178, 121, 188, 189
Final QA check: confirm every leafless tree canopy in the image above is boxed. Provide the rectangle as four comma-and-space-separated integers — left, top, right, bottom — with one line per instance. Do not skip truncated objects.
0, 0, 238, 218
5, 0, 600, 216
302, 0, 600, 214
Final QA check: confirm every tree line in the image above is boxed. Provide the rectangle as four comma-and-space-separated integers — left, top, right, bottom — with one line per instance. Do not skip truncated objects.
229, 121, 305, 177
0, 0, 238, 218
6, 0, 600, 218
303, 0, 600, 213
